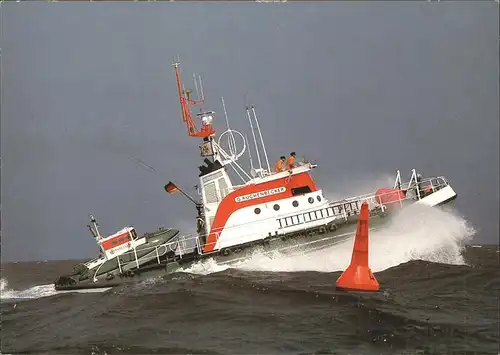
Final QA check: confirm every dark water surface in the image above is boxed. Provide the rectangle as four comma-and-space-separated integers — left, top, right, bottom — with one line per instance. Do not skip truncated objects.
1, 245, 499, 355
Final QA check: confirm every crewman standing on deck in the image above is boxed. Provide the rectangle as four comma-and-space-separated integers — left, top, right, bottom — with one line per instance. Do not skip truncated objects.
286, 152, 296, 170
274, 156, 286, 173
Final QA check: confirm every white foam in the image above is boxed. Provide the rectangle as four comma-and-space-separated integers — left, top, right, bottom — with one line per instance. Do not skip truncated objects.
182, 257, 231, 275
0, 278, 58, 300
0, 277, 110, 301
182, 203, 475, 275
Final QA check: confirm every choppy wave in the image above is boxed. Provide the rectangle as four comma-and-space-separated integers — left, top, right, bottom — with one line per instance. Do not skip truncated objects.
2, 255, 498, 355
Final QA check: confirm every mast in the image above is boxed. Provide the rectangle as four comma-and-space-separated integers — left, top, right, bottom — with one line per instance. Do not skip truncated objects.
246, 106, 263, 171
252, 105, 271, 173
245, 134, 255, 173
170, 59, 250, 184
221, 96, 237, 156
172, 61, 216, 139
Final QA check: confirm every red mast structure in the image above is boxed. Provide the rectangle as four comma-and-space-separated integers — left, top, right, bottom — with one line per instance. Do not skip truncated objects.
172, 61, 216, 138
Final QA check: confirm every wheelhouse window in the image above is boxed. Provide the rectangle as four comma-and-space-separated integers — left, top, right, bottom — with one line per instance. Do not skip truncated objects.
204, 182, 218, 204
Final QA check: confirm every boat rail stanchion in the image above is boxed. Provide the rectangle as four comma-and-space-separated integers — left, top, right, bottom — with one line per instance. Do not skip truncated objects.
408, 169, 423, 201
128, 229, 140, 269
117, 256, 123, 275
155, 246, 161, 264
393, 170, 401, 189
178, 237, 183, 258
195, 235, 202, 255
416, 183, 422, 200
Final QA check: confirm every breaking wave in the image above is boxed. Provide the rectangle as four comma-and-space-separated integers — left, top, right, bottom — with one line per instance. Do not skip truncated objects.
1, 277, 57, 301
183, 203, 475, 275
0, 277, 109, 301
0, 278, 57, 300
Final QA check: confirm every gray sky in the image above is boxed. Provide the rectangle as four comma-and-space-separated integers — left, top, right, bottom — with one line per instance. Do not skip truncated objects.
1, 2, 498, 262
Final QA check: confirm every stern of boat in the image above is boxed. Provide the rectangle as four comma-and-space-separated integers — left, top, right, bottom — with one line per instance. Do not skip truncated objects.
416, 176, 457, 207
392, 170, 457, 208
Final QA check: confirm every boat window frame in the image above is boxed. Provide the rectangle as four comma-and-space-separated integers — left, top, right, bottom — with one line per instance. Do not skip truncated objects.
291, 186, 312, 196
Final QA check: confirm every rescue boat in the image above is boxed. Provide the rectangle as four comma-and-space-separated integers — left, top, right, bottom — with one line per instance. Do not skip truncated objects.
54, 61, 458, 291
54, 216, 182, 290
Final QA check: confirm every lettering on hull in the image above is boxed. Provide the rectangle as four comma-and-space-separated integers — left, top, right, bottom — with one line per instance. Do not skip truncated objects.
235, 187, 286, 203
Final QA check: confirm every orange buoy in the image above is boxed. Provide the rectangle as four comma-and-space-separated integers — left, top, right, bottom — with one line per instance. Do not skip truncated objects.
336, 201, 380, 292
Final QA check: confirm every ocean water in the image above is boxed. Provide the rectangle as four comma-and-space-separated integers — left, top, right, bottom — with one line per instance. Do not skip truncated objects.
1, 204, 499, 355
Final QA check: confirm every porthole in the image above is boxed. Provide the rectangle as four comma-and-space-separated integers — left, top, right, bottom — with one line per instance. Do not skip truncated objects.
292, 200, 299, 207
254, 207, 261, 215
317, 196, 322, 202
273, 204, 280, 211
308, 197, 314, 204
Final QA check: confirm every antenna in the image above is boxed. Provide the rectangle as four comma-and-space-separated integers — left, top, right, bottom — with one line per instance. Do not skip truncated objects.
245, 133, 255, 174
193, 73, 200, 101
89, 214, 102, 240
221, 96, 237, 156
193, 74, 205, 103
198, 75, 205, 101
252, 105, 271, 173
246, 106, 262, 170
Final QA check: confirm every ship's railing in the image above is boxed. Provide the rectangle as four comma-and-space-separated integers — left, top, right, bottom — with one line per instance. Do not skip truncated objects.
91, 239, 180, 280
336, 175, 449, 205
267, 160, 312, 175
277, 180, 447, 231
392, 169, 450, 200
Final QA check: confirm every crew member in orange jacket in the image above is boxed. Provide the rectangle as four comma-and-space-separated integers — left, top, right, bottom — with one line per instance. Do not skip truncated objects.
286, 152, 296, 170
274, 156, 286, 173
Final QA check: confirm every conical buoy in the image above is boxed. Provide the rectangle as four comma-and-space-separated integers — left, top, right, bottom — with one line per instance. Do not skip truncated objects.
336, 201, 380, 292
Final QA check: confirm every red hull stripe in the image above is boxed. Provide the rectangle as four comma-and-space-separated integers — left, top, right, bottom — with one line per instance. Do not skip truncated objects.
203, 171, 318, 253
102, 231, 132, 251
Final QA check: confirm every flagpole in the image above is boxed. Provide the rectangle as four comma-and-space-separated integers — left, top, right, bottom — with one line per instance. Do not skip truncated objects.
178, 188, 199, 205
